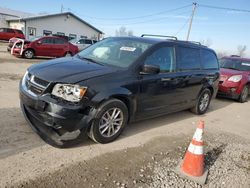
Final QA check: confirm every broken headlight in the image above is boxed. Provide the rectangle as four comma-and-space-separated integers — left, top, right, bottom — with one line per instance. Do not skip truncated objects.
52, 84, 87, 102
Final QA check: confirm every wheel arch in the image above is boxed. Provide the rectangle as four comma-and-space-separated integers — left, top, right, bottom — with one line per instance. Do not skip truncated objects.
23, 48, 35, 56
91, 87, 136, 122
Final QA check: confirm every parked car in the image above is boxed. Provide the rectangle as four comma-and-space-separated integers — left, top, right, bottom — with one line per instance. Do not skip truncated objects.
11, 36, 79, 58
218, 56, 250, 102
19, 35, 219, 147
0, 28, 25, 41
70, 38, 97, 51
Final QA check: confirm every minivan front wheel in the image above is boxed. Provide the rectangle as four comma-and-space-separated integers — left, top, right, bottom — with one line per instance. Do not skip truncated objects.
88, 99, 128, 144
191, 89, 211, 115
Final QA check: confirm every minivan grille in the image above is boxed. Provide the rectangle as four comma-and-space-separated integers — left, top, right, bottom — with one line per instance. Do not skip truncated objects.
25, 74, 50, 96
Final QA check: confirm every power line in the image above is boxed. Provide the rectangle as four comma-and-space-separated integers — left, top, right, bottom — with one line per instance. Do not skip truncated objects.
87, 11, 191, 27
173, 15, 190, 37
199, 4, 250, 13
71, 4, 192, 21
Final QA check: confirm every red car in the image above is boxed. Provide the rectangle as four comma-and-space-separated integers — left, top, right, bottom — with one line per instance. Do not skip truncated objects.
0, 28, 25, 41
218, 56, 250, 102
12, 36, 79, 59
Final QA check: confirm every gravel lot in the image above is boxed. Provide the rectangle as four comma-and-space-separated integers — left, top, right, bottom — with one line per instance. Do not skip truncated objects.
0, 42, 249, 188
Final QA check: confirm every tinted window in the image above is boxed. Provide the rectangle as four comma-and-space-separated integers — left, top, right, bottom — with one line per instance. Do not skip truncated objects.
69, 34, 77, 40
15, 30, 24, 34
43, 30, 52, 36
144, 47, 175, 73
78, 39, 84, 44
201, 50, 218, 69
220, 59, 250, 71
7, 29, 15, 33
54, 38, 66, 44
41, 38, 53, 44
57, 32, 65, 36
85, 39, 92, 44
178, 47, 200, 71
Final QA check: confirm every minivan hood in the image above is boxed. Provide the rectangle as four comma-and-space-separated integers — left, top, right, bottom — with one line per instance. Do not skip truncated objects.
28, 57, 117, 83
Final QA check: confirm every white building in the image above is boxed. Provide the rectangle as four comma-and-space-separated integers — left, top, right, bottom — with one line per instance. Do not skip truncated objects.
1, 8, 103, 40
0, 7, 33, 28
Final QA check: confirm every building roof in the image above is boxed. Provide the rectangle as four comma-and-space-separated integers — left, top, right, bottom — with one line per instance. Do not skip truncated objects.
0, 6, 34, 18
7, 12, 103, 34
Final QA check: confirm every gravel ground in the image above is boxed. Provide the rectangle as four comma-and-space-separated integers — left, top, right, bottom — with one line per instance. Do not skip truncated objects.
150, 133, 250, 188
9, 132, 250, 188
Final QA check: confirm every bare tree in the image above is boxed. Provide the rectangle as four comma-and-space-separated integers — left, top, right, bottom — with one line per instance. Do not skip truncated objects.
216, 51, 228, 59
237, 45, 247, 57
200, 38, 212, 47
115, 26, 133, 36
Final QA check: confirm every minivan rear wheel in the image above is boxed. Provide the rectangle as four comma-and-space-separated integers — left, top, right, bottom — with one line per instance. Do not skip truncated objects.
191, 89, 211, 115
88, 99, 128, 144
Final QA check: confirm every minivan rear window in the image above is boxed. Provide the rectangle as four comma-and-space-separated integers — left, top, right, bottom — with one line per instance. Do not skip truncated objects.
201, 50, 218, 69
178, 47, 200, 71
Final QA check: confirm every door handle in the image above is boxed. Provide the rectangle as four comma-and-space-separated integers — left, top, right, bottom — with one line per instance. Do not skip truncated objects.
205, 76, 215, 80
161, 78, 172, 81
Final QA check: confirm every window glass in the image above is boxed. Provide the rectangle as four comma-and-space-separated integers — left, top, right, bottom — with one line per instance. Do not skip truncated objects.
57, 32, 65, 36
78, 38, 152, 68
54, 38, 66, 44
69, 34, 77, 40
7, 29, 14, 33
16, 30, 24, 34
41, 38, 53, 44
220, 59, 250, 71
0, 28, 4, 32
43, 30, 52, 36
144, 47, 175, 73
201, 50, 218, 69
178, 47, 200, 71
28, 27, 36, 36
85, 39, 93, 44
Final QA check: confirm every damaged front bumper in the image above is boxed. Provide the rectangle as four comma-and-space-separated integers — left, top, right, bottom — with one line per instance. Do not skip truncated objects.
19, 81, 95, 147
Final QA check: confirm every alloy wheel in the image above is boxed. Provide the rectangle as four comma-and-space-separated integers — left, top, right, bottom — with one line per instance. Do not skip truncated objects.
199, 93, 210, 112
99, 107, 124, 138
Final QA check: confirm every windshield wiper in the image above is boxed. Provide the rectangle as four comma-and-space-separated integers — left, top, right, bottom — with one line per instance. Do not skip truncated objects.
76, 55, 104, 66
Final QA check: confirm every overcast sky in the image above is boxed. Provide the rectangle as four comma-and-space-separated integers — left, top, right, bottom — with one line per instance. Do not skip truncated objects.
1, 0, 250, 56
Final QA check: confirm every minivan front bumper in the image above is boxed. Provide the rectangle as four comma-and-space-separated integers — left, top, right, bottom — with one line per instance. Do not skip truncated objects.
19, 81, 94, 147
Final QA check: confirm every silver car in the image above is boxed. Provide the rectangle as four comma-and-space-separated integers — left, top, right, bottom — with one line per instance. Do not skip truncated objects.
70, 38, 97, 51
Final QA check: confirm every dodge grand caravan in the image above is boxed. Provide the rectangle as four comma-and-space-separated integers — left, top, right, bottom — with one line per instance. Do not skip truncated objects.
19, 35, 220, 147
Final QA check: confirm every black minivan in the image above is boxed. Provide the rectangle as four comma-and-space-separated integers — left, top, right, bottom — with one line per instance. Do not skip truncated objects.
19, 35, 219, 147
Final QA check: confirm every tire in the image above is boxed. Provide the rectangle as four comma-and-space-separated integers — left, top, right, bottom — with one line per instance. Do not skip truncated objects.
65, 52, 72, 57
23, 49, 34, 59
191, 89, 212, 115
238, 85, 249, 103
88, 99, 128, 144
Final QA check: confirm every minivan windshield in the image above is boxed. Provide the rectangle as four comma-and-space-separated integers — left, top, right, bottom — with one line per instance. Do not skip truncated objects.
77, 37, 153, 68
220, 58, 250, 71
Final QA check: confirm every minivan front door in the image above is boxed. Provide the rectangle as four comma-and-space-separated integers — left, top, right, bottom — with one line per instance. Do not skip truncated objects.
136, 45, 187, 119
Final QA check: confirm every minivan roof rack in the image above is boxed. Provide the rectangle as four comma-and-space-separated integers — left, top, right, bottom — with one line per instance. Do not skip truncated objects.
141, 34, 177, 40
188, 41, 201, 45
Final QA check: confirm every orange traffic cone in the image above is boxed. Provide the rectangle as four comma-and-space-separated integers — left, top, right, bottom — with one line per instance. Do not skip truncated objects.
176, 120, 208, 185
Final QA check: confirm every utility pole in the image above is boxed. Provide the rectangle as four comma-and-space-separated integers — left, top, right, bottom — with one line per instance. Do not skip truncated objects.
61, 4, 64, 13
186, 2, 197, 41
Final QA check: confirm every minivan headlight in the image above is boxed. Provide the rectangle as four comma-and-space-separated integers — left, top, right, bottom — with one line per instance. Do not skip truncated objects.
228, 75, 242, 82
52, 84, 87, 102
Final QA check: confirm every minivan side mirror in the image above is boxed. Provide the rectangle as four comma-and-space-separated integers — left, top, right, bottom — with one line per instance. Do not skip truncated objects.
140, 64, 160, 75
37, 41, 42, 44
